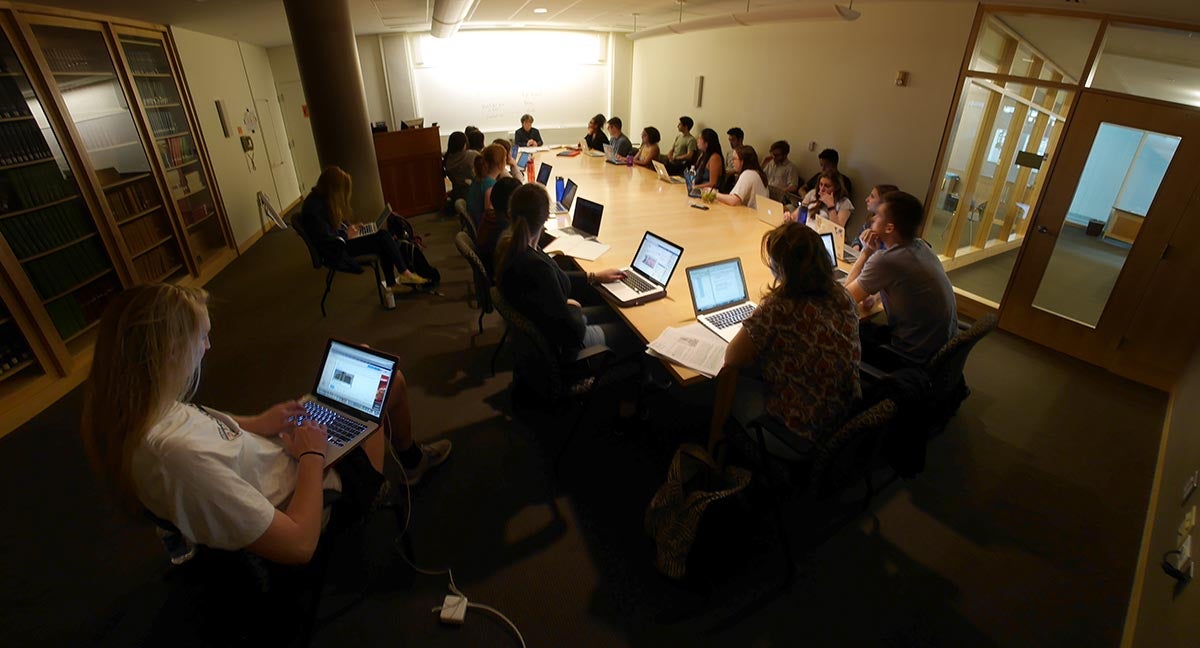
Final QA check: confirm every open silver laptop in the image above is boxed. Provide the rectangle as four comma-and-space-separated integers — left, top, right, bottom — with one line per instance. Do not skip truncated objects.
552, 179, 578, 214
686, 258, 757, 343
598, 231, 684, 307
603, 143, 625, 165
652, 160, 685, 184
755, 196, 787, 228
821, 232, 849, 282
291, 339, 399, 467
355, 203, 393, 236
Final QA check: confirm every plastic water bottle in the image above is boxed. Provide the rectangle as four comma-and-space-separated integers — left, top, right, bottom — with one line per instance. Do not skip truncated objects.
555, 176, 564, 202
382, 281, 396, 310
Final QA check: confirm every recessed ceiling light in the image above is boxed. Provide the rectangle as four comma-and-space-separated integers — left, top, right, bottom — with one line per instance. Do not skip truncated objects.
533, 7, 548, 13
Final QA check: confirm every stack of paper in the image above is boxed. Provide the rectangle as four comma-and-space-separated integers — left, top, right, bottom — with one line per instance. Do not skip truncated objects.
646, 324, 728, 378
543, 235, 609, 261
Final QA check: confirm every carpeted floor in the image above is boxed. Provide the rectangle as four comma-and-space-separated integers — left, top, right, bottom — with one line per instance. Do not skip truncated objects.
0, 212, 1167, 647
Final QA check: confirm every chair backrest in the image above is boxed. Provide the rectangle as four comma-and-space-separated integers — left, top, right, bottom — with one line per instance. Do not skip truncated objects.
291, 213, 323, 269
490, 286, 563, 400
454, 232, 492, 313
927, 313, 997, 400
455, 198, 477, 239
809, 398, 897, 499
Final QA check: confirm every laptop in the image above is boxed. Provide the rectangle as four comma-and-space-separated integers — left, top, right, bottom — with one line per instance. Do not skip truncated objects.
292, 339, 400, 467
355, 203, 393, 236
598, 231, 684, 307
686, 258, 757, 343
810, 214, 847, 261
552, 178, 578, 214
652, 160, 685, 184
755, 196, 787, 227
536, 162, 552, 186
556, 196, 603, 239
683, 169, 702, 199
821, 232, 849, 281
603, 143, 625, 165
516, 151, 531, 170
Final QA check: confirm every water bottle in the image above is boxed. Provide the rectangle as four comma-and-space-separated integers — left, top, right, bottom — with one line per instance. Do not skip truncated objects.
527, 156, 535, 184
555, 176, 564, 202
382, 281, 396, 310
797, 204, 809, 225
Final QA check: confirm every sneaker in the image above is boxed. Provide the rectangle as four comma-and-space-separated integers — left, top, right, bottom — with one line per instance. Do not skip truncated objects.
398, 273, 430, 285
389, 283, 414, 294
401, 440, 452, 486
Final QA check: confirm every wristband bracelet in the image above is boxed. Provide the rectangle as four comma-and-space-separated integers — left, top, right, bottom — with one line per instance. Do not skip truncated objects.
299, 450, 325, 461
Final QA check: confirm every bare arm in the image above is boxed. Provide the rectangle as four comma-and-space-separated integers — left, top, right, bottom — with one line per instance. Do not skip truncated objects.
245, 421, 328, 564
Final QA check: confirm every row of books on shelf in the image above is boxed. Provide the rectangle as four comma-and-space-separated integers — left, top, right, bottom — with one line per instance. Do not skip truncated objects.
136, 78, 178, 106
44, 278, 116, 342
148, 110, 183, 136
181, 201, 213, 226
44, 47, 106, 75
0, 338, 33, 379
134, 244, 180, 283
0, 164, 72, 213
0, 78, 33, 120
24, 237, 110, 300
159, 135, 196, 168
123, 212, 173, 255
124, 47, 169, 76
0, 120, 51, 166
108, 179, 159, 220
0, 200, 92, 260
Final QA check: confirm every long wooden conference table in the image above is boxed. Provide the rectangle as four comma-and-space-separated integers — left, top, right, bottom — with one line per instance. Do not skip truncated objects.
527, 148, 868, 386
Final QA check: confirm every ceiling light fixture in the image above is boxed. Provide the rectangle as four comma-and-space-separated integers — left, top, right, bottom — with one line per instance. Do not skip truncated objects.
533, 7, 547, 14
835, 0, 860, 21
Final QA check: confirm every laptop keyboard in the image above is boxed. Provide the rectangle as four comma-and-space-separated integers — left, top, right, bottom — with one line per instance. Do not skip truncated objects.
705, 303, 756, 329
621, 273, 654, 293
296, 400, 367, 448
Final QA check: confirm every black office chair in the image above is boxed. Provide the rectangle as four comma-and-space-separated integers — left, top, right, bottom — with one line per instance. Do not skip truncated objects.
454, 232, 508, 376
291, 213, 387, 317
454, 198, 477, 240
924, 313, 998, 433
490, 286, 624, 472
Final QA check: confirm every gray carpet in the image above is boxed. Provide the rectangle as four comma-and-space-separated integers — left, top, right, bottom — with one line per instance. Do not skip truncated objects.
0, 212, 1167, 647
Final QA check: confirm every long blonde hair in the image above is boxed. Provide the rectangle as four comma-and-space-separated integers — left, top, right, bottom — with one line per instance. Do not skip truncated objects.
81, 284, 210, 512
315, 166, 353, 229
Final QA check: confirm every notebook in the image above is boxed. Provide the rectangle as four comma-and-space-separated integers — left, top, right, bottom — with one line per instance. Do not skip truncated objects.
291, 339, 400, 467
597, 231, 684, 307
685, 258, 757, 343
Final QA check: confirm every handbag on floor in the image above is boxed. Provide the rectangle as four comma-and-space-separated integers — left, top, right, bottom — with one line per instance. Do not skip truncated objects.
386, 213, 441, 284
645, 443, 752, 579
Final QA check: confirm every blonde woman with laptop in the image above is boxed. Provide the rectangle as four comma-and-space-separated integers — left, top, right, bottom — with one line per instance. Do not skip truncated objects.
81, 284, 451, 565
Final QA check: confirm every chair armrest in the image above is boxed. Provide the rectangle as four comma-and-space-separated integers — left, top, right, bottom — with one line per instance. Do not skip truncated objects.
568, 345, 615, 372
748, 415, 812, 459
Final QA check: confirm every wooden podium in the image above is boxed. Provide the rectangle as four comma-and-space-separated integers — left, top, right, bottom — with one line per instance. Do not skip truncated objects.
373, 127, 444, 217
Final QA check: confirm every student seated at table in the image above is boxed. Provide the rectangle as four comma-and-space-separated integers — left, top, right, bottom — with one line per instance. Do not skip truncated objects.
607, 117, 634, 157
715, 146, 767, 209
299, 166, 428, 289
666, 116, 698, 172
725, 127, 744, 175
466, 144, 507, 228
81, 284, 452, 564
465, 126, 485, 151
763, 140, 801, 195
714, 222, 861, 459
495, 184, 637, 357
852, 184, 899, 251
444, 131, 479, 202
790, 170, 854, 227
804, 148, 853, 197
493, 138, 524, 182
693, 128, 724, 192
476, 176, 521, 274
633, 127, 661, 168
844, 191, 958, 365
515, 114, 543, 147
584, 113, 609, 151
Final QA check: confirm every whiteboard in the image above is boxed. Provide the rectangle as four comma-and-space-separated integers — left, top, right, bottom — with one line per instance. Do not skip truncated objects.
409, 31, 609, 134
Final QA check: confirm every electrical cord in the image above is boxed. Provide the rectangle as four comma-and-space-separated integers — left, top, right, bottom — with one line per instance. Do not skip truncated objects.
382, 414, 526, 648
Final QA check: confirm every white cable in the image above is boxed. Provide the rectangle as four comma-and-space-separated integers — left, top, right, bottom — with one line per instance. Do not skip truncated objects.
383, 415, 519, 643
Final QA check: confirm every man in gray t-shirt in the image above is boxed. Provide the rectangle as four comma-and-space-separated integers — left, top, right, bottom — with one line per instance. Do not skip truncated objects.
844, 191, 957, 363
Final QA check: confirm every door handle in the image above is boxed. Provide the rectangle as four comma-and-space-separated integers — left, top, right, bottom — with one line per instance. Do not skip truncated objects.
1037, 226, 1052, 235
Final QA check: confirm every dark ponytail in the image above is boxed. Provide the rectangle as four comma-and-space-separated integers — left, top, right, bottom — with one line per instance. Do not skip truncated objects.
494, 184, 551, 285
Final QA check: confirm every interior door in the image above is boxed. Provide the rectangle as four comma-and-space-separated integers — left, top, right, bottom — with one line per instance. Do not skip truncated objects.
277, 80, 319, 195
1000, 91, 1200, 381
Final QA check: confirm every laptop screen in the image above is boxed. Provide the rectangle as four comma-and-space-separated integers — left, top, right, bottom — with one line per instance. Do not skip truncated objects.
821, 232, 838, 266
517, 151, 531, 169
561, 179, 578, 208
537, 162, 552, 186
314, 340, 396, 421
688, 259, 748, 313
571, 197, 603, 236
631, 231, 684, 286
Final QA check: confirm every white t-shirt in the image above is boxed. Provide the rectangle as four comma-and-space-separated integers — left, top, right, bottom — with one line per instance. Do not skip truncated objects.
132, 403, 341, 550
802, 189, 854, 221
730, 170, 767, 209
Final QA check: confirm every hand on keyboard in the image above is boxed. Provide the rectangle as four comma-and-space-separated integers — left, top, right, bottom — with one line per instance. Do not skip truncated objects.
281, 419, 328, 461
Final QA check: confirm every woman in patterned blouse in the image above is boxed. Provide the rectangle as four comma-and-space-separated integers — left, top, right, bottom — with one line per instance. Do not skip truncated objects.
717, 222, 862, 458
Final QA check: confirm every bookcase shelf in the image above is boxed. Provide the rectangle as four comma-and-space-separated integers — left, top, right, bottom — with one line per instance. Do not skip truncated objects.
176, 185, 209, 202
132, 235, 172, 259
102, 172, 151, 190
50, 70, 114, 78
187, 212, 215, 230
0, 358, 34, 384
42, 268, 113, 304
154, 131, 188, 141
146, 103, 181, 109
63, 319, 99, 344
154, 263, 184, 283
116, 204, 162, 225
87, 141, 140, 154
0, 195, 79, 221
0, 156, 55, 172
132, 72, 172, 78
19, 232, 97, 263
0, 115, 34, 124
164, 158, 198, 172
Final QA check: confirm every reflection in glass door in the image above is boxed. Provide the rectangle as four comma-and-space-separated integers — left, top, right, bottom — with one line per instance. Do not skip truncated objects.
1031, 124, 1179, 326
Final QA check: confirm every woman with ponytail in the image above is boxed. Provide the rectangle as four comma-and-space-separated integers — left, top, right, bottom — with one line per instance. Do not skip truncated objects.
81, 284, 451, 565
299, 166, 429, 290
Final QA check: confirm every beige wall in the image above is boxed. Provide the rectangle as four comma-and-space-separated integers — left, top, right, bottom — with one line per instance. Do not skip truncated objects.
172, 27, 295, 248
1124, 348, 1200, 647
630, 1, 976, 231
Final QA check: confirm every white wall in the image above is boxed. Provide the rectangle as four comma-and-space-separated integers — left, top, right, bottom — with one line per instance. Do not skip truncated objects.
172, 27, 296, 248
630, 1, 976, 228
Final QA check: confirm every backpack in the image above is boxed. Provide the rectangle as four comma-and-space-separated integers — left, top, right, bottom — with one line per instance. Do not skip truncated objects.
385, 213, 441, 284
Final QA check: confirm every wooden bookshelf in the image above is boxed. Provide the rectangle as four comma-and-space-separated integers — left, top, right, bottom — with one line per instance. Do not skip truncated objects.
131, 234, 172, 258
19, 232, 97, 263
115, 203, 162, 225
0, 156, 55, 172
0, 195, 79, 221
154, 131, 188, 141
101, 172, 151, 190
164, 158, 198, 171
0, 115, 34, 123
42, 269, 113, 304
